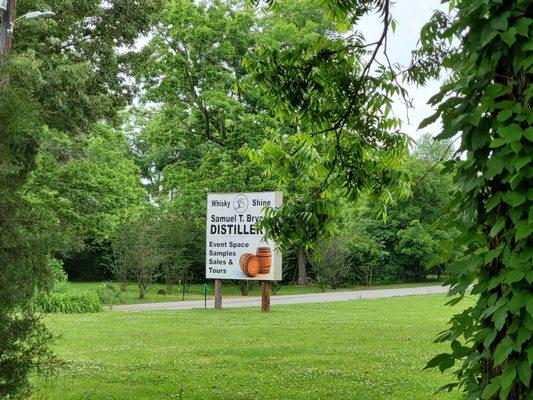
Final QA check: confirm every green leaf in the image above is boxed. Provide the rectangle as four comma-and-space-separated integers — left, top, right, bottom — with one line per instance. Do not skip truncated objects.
490, 138, 506, 148
480, 382, 500, 399
497, 124, 522, 143
523, 127, 533, 141
451, 340, 469, 357
514, 17, 532, 37
500, 28, 517, 46
424, 353, 455, 372
486, 192, 502, 212
486, 155, 505, 178
515, 220, 530, 240
515, 155, 530, 171
502, 191, 526, 207
493, 306, 508, 331
527, 298, 533, 316
483, 330, 497, 349
499, 366, 516, 392
419, 112, 439, 129
517, 360, 531, 385
481, 29, 498, 47
494, 337, 513, 365
472, 130, 488, 150
497, 109, 512, 122
490, 216, 506, 237
506, 270, 525, 284
491, 13, 509, 31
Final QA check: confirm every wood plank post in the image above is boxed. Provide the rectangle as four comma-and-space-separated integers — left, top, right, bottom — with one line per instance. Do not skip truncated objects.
214, 279, 222, 309
261, 281, 271, 313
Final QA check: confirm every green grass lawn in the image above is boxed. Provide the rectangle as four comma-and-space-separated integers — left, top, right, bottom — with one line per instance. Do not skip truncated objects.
69, 280, 446, 305
32, 294, 467, 400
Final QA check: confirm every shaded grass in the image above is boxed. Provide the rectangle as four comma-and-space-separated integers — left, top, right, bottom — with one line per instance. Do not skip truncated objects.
69, 280, 446, 305
33, 294, 466, 400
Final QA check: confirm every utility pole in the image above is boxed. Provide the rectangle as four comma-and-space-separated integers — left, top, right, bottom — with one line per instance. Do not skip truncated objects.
0, 0, 15, 88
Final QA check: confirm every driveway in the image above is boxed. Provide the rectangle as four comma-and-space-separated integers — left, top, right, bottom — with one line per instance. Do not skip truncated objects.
112, 285, 450, 311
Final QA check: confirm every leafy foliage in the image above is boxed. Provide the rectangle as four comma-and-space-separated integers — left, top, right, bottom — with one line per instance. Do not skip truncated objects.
1, 0, 159, 397
245, 0, 410, 249
416, 0, 532, 398
338, 156, 456, 285
0, 313, 60, 399
310, 238, 350, 291
26, 125, 147, 250
112, 210, 162, 299
0, 78, 61, 400
31, 290, 102, 314
96, 282, 123, 309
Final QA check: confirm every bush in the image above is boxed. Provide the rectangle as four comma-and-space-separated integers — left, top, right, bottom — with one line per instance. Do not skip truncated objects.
48, 257, 68, 285
31, 290, 101, 314
310, 238, 350, 291
96, 282, 122, 308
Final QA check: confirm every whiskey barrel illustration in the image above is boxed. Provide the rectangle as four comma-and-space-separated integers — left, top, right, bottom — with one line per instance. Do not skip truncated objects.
256, 247, 272, 274
239, 253, 260, 277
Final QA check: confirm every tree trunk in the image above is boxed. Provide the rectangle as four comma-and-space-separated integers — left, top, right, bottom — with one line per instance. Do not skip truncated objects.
166, 282, 173, 295
138, 283, 145, 299
164, 263, 172, 295
297, 249, 307, 285
240, 281, 250, 296
119, 281, 126, 292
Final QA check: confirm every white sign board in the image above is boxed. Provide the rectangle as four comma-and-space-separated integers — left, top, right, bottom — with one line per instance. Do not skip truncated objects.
206, 192, 282, 280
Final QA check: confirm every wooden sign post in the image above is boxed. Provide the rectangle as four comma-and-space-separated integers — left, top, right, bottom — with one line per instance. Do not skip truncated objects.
261, 281, 271, 313
214, 279, 222, 309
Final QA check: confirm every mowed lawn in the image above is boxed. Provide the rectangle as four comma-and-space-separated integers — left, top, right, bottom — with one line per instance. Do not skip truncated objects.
33, 294, 468, 400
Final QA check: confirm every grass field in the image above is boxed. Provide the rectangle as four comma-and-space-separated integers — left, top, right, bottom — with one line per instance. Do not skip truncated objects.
32, 294, 467, 400
69, 281, 445, 305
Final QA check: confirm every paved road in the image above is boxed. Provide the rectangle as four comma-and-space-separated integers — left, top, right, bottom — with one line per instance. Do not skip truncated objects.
112, 285, 450, 311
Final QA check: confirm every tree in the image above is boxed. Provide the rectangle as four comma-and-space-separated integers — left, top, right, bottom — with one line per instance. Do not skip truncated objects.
0, 78, 60, 400
340, 211, 388, 286
310, 238, 349, 291
131, 0, 275, 214
13, 0, 160, 133
114, 212, 161, 299
395, 220, 440, 282
245, 0, 344, 285
26, 125, 147, 252
412, 132, 455, 164
130, 0, 351, 289
246, 0, 410, 252
416, 1, 532, 398
1, 1, 159, 396
156, 209, 197, 294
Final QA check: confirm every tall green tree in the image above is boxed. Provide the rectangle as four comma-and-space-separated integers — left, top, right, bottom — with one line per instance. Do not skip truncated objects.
0, 79, 60, 400
26, 125, 147, 252
132, 0, 273, 211
413, 132, 455, 164
1, 1, 159, 397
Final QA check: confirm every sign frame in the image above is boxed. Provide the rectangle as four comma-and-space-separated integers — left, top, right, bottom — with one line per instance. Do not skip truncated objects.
205, 191, 282, 281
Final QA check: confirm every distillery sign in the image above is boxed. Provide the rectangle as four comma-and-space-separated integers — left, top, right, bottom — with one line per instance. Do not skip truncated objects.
206, 192, 282, 280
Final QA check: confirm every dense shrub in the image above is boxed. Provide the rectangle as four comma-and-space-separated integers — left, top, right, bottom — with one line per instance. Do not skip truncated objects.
48, 257, 68, 285
31, 291, 101, 314
310, 239, 350, 291
96, 282, 122, 308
